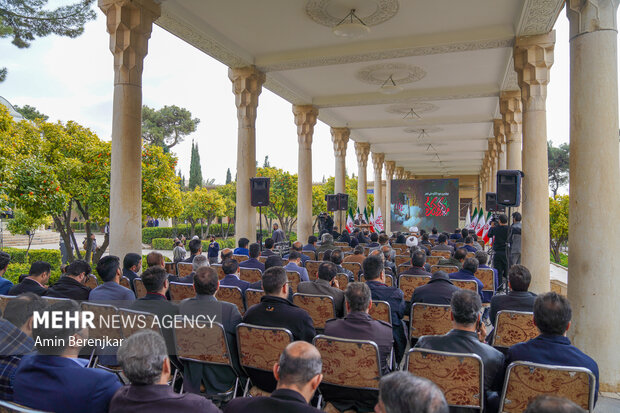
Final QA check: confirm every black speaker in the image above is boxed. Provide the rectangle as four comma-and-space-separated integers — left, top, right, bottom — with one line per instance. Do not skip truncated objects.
325, 194, 338, 212
485, 192, 505, 213
250, 177, 270, 206
337, 193, 349, 211
496, 170, 524, 207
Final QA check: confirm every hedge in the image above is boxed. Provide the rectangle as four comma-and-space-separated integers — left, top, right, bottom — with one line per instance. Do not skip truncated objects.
151, 238, 236, 251
4, 263, 62, 285
2, 248, 62, 269
142, 223, 235, 244
70, 222, 100, 232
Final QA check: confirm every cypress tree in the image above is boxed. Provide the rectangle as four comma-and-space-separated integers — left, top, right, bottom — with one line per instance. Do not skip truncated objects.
188, 140, 203, 189
226, 168, 232, 184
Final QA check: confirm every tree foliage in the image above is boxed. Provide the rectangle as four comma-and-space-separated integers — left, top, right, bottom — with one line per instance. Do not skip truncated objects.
180, 187, 225, 238
216, 182, 235, 239
548, 140, 569, 199
13, 104, 48, 121
188, 140, 202, 190
225, 168, 232, 184
549, 195, 569, 264
256, 166, 297, 236
7, 209, 51, 258
141, 105, 200, 150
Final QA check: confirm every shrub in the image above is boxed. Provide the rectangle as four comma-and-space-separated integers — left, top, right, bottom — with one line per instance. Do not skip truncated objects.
142, 223, 235, 244
2, 248, 61, 269
70, 222, 100, 232
152, 238, 175, 250
4, 263, 62, 285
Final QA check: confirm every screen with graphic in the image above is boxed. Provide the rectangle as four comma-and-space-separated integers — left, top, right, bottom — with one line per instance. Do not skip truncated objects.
390, 179, 459, 233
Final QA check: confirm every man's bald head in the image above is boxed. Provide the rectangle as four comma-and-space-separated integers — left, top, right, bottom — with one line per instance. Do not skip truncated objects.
524, 396, 585, 413
292, 241, 303, 251
277, 341, 322, 386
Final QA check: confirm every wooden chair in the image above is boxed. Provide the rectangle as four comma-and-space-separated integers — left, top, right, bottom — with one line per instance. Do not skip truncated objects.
398, 275, 430, 301
292, 293, 335, 330
118, 308, 161, 338
491, 311, 538, 348
215, 286, 245, 315
466, 252, 476, 259
236, 323, 293, 394
317, 251, 326, 261
212, 264, 226, 280
498, 361, 596, 413
164, 262, 177, 276
455, 242, 465, 248
342, 262, 362, 280
431, 250, 451, 258
397, 263, 412, 274
119, 276, 131, 289
407, 348, 484, 411
0, 400, 51, 412
334, 273, 349, 291
369, 300, 392, 324
475, 268, 495, 294
169, 282, 195, 301
240, 268, 262, 283
232, 254, 249, 264
305, 260, 322, 281
426, 256, 441, 266
303, 250, 317, 260
258, 256, 267, 264
133, 278, 147, 298
42, 296, 70, 305
452, 279, 479, 292
0, 295, 16, 316
341, 246, 352, 253
80, 302, 122, 366
410, 303, 452, 340
392, 243, 408, 254
281, 259, 289, 266
85, 274, 98, 289
177, 262, 193, 277
363, 247, 371, 256
174, 320, 239, 396
334, 242, 348, 247
394, 255, 410, 268
244, 288, 265, 309
431, 265, 459, 274
286, 271, 302, 293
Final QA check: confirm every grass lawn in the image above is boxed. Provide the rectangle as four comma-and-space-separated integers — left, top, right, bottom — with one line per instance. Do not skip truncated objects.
550, 252, 568, 267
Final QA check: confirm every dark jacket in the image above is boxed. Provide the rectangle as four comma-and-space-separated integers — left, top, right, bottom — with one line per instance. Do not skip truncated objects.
220, 274, 251, 294
122, 268, 139, 292
45, 276, 91, 301
411, 276, 460, 306
366, 280, 406, 363
437, 257, 463, 269
489, 290, 537, 326
239, 258, 265, 272
449, 269, 484, 300
242, 295, 315, 343
297, 279, 345, 317
224, 388, 321, 413
401, 266, 432, 277
128, 293, 178, 354
109, 384, 220, 413
8, 278, 46, 296
324, 312, 393, 374
432, 244, 454, 253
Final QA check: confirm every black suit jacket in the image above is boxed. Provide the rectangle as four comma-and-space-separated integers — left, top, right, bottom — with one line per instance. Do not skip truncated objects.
127, 294, 178, 354
122, 268, 139, 292
224, 389, 321, 413
109, 384, 220, 413
297, 279, 345, 317
411, 278, 460, 306
489, 290, 537, 326
8, 278, 46, 296
242, 296, 315, 343
45, 276, 91, 301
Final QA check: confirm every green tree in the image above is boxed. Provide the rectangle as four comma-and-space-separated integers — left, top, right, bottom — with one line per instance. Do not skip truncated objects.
311, 184, 326, 234
7, 209, 52, 258
188, 140, 202, 190
549, 195, 569, 264
141, 105, 200, 150
256, 166, 297, 236
0, 0, 96, 82
263, 156, 270, 168
548, 140, 569, 199
180, 187, 225, 238
13, 104, 48, 121
225, 168, 232, 184
216, 182, 236, 239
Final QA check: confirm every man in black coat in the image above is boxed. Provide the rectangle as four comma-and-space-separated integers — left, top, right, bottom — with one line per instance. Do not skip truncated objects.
45, 260, 91, 300
8, 261, 49, 296
401, 250, 432, 277
121, 253, 142, 292
489, 264, 537, 327
297, 262, 345, 317
223, 341, 323, 413
411, 271, 460, 306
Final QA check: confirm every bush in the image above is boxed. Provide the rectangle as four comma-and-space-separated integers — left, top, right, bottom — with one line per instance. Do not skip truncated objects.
152, 238, 175, 250
2, 248, 61, 269
142, 223, 235, 244
148, 237, 235, 250
4, 263, 62, 285
70, 222, 100, 232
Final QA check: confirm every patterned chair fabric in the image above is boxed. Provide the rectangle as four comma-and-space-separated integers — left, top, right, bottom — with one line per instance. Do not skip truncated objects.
360, 274, 393, 287
286, 271, 301, 293
165, 262, 177, 276
392, 244, 408, 254
169, 282, 195, 301
452, 279, 478, 292
80, 302, 122, 340
398, 263, 412, 274
118, 309, 161, 338
215, 286, 245, 315
133, 278, 147, 299
455, 243, 465, 248
334, 242, 348, 247
236, 323, 293, 372
313, 335, 381, 390
431, 250, 451, 258
85, 275, 98, 289
369, 301, 392, 324
499, 362, 596, 413
426, 256, 441, 266
232, 254, 250, 264
410, 303, 452, 339
175, 320, 231, 366
258, 256, 267, 264
304, 251, 317, 260
0, 295, 16, 316
334, 273, 349, 291
430, 265, 459, 274
407, 348, 483, 410
342, 262, 362, 280
305, 261, 322, 281
240, 268, 262, 284
341, 246, 352, 253
492, 311, 538, 348
292, 294, 335, 330
119, 276, 131, 289
466, 252, 476, 259
475, 268, 495, 292
212, 264, 226, 280
395, 255, 411, 268
177, 263, 193, 277
244, 288, 265, 310
398, 275, 430, 300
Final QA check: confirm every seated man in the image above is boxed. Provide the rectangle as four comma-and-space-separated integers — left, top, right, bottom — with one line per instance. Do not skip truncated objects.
179, 266, 242, 395
330, 249, 354, 281
475, 250, 499, 293
428, 228, 439, 241
110, 330, 219, 412
324, 282, 392, 373
233, 237, 250, 256
89, 255, 135, 302
220, 248, 233, 262
489, 264, 537, 327
298, 262, 345, 317
375, 371, 449, 413
240, 243, 266, 272
303, 235, 318, 253
449, 257, 484, 301
415, 290, 504, 407
0, 293, 46, 401
14, 300, 121, 413
524, 396, 586, 413
284, 251, 309, 282
260, 238, 276, 257
176, 254, 208, 284
380, 246, 397, 275
344, 245, 365, 265
463, 236, 477, 253
0, 252, 13, 295
431, 234, 454, 254
8, 261, 50, 296
146, 251, 183, 280
283, 241, 310, 266
507, 292, 599, 403
182, 238, 203, 263
224, 341, 323, 413
45, 259, 91, 300
363, 254, 406, 364
122, 253, 142, 288
219, 258, 250, 294
401, 250, 432, 276
438, 247, 466, 270
367, 232, 380, 249
449, 228, 463, 241
411, 271, 460, 306
316, 233, 335, 254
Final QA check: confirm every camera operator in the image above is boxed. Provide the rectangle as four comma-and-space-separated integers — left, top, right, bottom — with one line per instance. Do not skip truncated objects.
508, 212, 522, 265
487, 213, 509, 292
318, 212, 334, 236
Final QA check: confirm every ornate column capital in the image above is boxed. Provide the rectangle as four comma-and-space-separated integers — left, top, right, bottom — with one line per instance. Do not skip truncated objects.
395, 167, 405, 180
567, 0, 620, 39
514, 31, 555, 111
293, 105, 318, 149
493, 119, 506, 145
372, 152, 385, 173
330, 127, 350, 158
228, 66, 266, 129
385, 161, 396, 178
354, 142, 371, 167
500, 90, 523, 143
99, 0, 160, 86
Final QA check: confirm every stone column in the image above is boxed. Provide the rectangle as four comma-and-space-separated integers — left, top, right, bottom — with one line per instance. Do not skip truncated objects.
229, 66, 265, 243
293, 105, 318, 245
395, 167, 405, 180
514, 31, 555, 294
567, 0, 620, 392
384, 161, 395, 234
371, 152, 385, 225
494, 119, 507, 171
478, 175, 484, 209
354, 142, 370, 213
99, 0, 160, 257
488, 141, 498, 192
500, 91, 523, 171
331, 127, 349, 230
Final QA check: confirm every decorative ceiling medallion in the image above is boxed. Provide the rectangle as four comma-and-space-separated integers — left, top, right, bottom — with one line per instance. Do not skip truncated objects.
357, 63, 425, 85
386, 102, 439, 115
305, 0, 399, 28
404, 127, 442, 134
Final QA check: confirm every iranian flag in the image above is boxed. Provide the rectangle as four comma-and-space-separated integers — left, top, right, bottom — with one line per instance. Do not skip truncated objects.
475, 209, 485, 236
367, 207, 375, 233
482, 212, 494, 244
374, 207, 384, 232
464, 206, 472, 230
346, 208, 355, 233
469, 207, 478, 230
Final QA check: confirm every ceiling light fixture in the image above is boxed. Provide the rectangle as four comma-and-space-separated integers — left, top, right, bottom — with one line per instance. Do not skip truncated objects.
403, 108, 421, 121
332, 9, 370, 38
380, 74, 402, 95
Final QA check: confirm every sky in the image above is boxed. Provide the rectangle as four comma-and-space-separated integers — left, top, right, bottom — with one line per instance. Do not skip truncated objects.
0, 3, 615, 189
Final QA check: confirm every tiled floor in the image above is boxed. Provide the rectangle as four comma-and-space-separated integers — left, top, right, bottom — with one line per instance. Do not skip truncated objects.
595, 395, 620, 412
